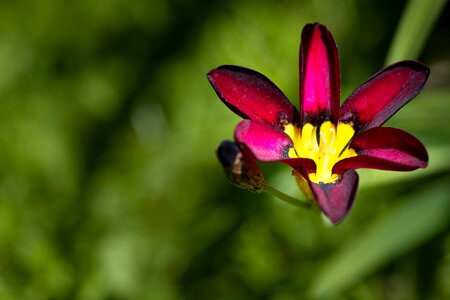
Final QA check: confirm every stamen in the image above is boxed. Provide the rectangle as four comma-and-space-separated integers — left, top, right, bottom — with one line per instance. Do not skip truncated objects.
318, 121, 336, 156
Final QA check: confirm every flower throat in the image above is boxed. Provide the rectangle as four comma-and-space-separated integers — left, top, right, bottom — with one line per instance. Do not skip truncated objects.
284, 121, 357, 184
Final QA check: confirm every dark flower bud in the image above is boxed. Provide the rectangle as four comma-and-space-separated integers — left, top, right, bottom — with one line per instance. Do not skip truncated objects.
216, 140, 265, 192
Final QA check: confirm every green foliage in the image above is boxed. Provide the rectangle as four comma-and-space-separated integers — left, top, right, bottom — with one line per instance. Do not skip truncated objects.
310, 177, 450, 298
385, 0, 447, 64
0, 0, 448, 299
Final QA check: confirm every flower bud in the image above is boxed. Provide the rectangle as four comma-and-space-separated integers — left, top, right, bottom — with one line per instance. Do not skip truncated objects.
216, 140, 265, 192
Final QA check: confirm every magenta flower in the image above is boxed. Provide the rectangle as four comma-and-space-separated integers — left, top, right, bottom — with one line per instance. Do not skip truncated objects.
208, 23, 429, 224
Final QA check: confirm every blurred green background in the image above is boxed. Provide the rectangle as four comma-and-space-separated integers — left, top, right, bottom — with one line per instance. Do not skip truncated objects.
0, 0, 449, 299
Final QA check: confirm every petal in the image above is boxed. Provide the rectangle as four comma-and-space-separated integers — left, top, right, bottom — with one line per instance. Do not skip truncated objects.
298, 169, 359, 224
281, 158, 316, 173
299, 23, 340, 125
207, 65, 298, 126
339, 60, 429, 132
234, 120, 293, 161
333, 127, 428, 173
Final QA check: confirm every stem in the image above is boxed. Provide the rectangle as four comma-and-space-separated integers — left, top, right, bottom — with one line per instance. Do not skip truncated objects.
263, 185, 312, 209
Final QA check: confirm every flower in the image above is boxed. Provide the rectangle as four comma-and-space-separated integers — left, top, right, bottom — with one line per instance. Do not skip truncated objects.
207, 23, 429, 224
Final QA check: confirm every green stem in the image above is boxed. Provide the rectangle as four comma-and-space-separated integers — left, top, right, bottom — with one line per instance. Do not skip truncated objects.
263, 185, 312, 209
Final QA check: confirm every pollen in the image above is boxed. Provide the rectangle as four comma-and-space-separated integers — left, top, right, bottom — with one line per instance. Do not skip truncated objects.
284, 121, 357, 183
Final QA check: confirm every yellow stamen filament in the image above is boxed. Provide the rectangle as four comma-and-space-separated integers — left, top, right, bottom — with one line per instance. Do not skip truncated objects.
285, 121, 357, 184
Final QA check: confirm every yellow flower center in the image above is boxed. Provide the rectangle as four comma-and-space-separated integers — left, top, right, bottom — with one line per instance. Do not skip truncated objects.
284, 121, 357, 184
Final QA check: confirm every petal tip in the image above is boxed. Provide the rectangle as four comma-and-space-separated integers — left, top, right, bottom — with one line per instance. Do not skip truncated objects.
303, 22, 329, 33
308, 170, 359, 225
398, 60, 430, 73
206, 65, 227, 81
387, 60, 430, 84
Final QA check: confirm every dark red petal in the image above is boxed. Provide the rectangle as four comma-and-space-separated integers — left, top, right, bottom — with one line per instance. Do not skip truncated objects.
234, 120, 293, 161
207, 65, 298, 127
299, 23, 340, 125
333, 127, 428, 173
339, 60, 429, 132
281, 158, 316, 173
302, 169, 359, 224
